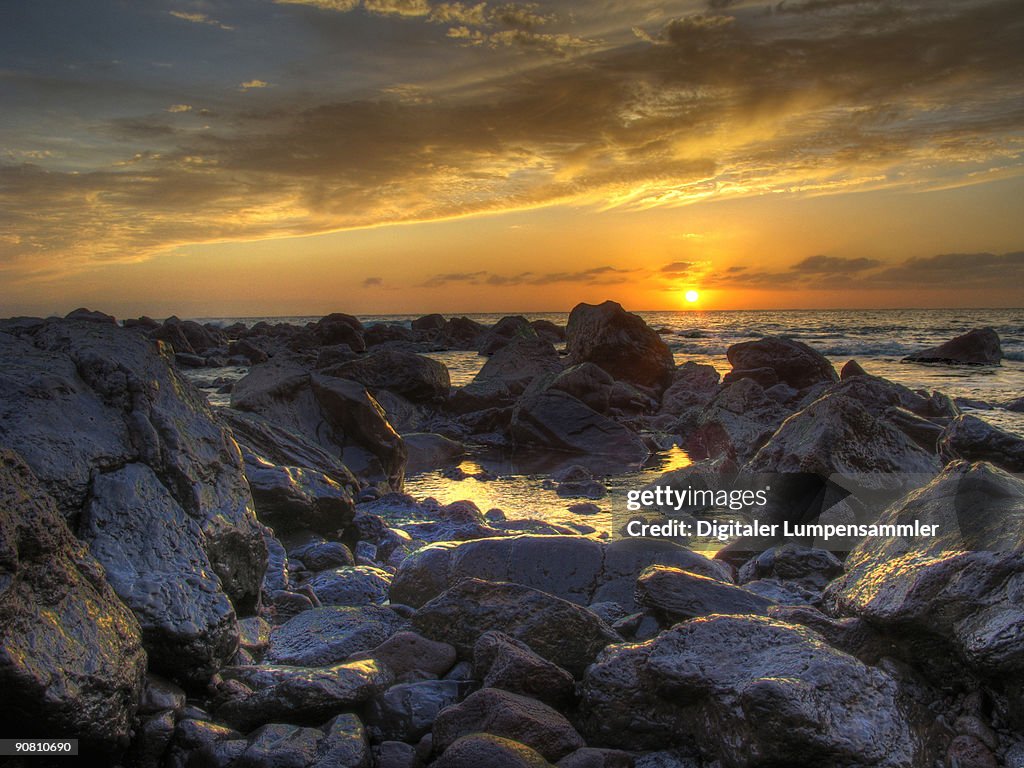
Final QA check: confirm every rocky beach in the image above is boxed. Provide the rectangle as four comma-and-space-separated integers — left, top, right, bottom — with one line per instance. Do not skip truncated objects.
2, 301, 1024, 768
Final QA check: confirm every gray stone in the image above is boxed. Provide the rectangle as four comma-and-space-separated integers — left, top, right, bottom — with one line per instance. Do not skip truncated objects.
307, 566, 392, 606
938, 413, 1024, 472
635, 565, 775, 622
432, 733, 553, 768
265, 605, 407, 666
726, 336, 838, 389
904, 327, 1002, 365
365, 679, 471, 742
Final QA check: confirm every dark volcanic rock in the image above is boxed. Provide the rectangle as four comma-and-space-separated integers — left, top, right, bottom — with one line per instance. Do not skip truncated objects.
433, 733, 554, 768
412, 579, 619, 676
580, 614, 924, 765
0, 450, 146, 748
479, 315, 536, 355
365, 679, 470, 742
193, 714, 371, 768
365, 323, 415, 346
549, 363, 615, 414
476, 336, 562, 394
726, 336, 838, 389
0, 318, 266, 610
404, 432, 467, 473
80, 463, 239, 683
937, 413, 1024, 472
412, 314, 446, 333
314, 313, 366, 352
737, 543, 844, 589
348, 630, 457, 682
635, 565, 775, 622
65, 307, 116, 324
324, 349, 450, 404
265, 605, 407, 666
390, 535, 731, 610
565, 301, 674, 390
432, 687, 584, 761
244, 456, 355, 536
473, 631, 575, 706
904, 327, 1002, 365
307, 566, 392, 606
826, 461, 1024, 686
658, 362, 720, 420
512, 388, 647, 462
216, 659, 393, 731
687, 378, 789, 464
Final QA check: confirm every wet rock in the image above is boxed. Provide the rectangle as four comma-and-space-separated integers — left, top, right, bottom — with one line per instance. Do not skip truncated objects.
565, 301, 674, 390
687, 378, 789, 463
404, 432, 467, 473
0, 450, 146, 748
128, 709, 176, 768
826, 461, 1024, 689
197, 714, 370, 768
244, 456, 355, 536
374, 741, 420, 768
448, 378, 516, 414
726, 336, 838, 390
412, 578, 618, 676
938, 413, 1024, 472
737, 543, 843, 589
0, 319, 266, 611
65, 307, 116, 324
365, 679, 471, 742
287, 536, 355, 571
413, 314, 446, 333
636, 565, 775, 622
841, 359, 869, 379
314, 313, 366, 352
307, 566, 392, 606
348, 630, 457, 682
904, 327, 1002, 366
531, 319, 566, 344
432, 733, 554, 768
476, 336, 562, 394
390, 535, 730, 610
443, 316, 487, 348
238, 617, 272, 656
553, 465, 607, 499
216, 659, 393, 731
365, 323, 415, 346
140, 674, 187, 716
557, 748, 634, 768
946, 735, 999, 768
432, 688, 584, 761
324, 349, 450, 404
80, 463, 238, 683
580, 614, 924, 765
265, 605, 407, 666
657, 362, 720, 429
549, 363, 615, 414
512, 388, 647, 462
473, 631, 575, 706
479, 316, 537, 355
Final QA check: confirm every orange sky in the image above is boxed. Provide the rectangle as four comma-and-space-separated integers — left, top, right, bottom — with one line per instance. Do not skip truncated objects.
2, 0, 1023, 317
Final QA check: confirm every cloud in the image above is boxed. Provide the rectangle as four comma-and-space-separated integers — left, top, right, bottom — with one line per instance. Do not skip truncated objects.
168, 11, 234, 31
239, 79, 269, 90
274, 0, 360, 11
790, 254, 882, 273
865, 251, 1024, 287
661, 261, 694, 274
167, 104, 193, 113
419, 266, 638, 288
275, 0, 429, 16
362, 276, 384, 287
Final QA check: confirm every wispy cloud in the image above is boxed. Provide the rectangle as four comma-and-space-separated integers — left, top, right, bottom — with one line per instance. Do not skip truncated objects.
362, 276, 384, 287
239, 79, 269, 90
168, 11, 234, 31
419, 266, 638, 288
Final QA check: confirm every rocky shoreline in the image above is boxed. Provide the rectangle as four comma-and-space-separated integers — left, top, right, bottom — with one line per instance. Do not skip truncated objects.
2, 302, 1024, 767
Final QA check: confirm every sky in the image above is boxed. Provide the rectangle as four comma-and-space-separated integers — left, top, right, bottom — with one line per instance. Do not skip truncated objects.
1, 0, 1023, 317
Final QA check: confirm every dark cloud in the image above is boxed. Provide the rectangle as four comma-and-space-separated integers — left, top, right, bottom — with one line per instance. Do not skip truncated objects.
791, 255, 882, 273
362, 276, 384, 286
661, 261, 693, 273
865, 251, 1024, 287
420, 265, 637, 288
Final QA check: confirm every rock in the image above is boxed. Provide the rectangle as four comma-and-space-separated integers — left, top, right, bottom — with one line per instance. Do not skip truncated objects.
216, 659, 393, 731
841, 359, 868, 379
265, 605, 406, 666
726, 337, 838, 389
687, 378, 789, 464
365, 323, 415, 346
375, 741, 419, 768
412, 579, 618, 676
228, 338, 269, 364
139, 674, 187, 715
324, 349, 450, 404
65, 307, 116, 324
557, 748, 634, 768
565, 301, 674, 390
288, 537, 355, 571
433, 733, 554, 768
0, 319, 266, 611
938, 414, 1024, 472
1004, 397, 1024, 413
657, 362, 720, 425
443, 316, 486, 348
448, 378, 517, 415
0, 450, 146, 748
946, 735, 999, 768
553, 465, 606, 499
580, 614, 924, 765
635, 565, 775, 622
473, 631, 575, 706
244, 456, 355, 536
432, 688, 584, 761
127, 709, 176, 768
404, 432, 467, 473
479, 316, 537, 355
825, 461, 1024, 688
231, 356, 406, 490
80, 463, 238, 683
390, 535, 731, 610
737, 543, 843, 589
413, 314, 446, 333
348, 630, 457, 682
238, 617, 272, 656
199, 714, 370, 768
531, 319, 566, 344
512, 388, 647, 462
549, 363, 615, 413
476, 336, 562, 394
307, 566, 392, 606
314, 313, 366, 351
903, 327, 1002, 365
365, 679, 471, 742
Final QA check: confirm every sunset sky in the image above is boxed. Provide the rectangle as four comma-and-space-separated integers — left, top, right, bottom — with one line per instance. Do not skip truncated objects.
2, 0, 1023, 316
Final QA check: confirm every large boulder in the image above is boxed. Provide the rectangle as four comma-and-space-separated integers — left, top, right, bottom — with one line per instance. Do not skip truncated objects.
658, 362, 720, 421
511, 388, 647, 462
365, 679, 470, 742
0, 318, 266, 611
243, 456, 355, 536
265, 606, 407, 667
635, 565, 775, 623
412, 579, 619, 676
580, 614, 925, 766
231, 356, 406, 490
432, 688, 584, 761
903, 328, 1002, 365
0, 451, 147, 749
323, 349, 450, 404
549, 363, 615, 414
80, 463, 239, 683
937, 414, 1024, 472
565, 301, 674, 390
433, 733, 554, 768
476, 336, 562, 394
313, 313, 366, 351
479, 316, 536, 355
725, 337, 838, 390
473, 631, 575, 706
826, 461, 1024, 696
389, 535, 731, 610
687, 378, 789, 464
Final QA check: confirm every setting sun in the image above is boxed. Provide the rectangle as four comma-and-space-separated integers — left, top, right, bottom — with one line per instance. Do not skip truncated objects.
685, 290, 700, 303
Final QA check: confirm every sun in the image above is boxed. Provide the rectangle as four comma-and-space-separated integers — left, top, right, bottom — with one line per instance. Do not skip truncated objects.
684, 289, 700, 303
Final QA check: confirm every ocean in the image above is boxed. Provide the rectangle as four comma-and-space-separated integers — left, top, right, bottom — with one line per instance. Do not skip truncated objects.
198, 308, 1024, 533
